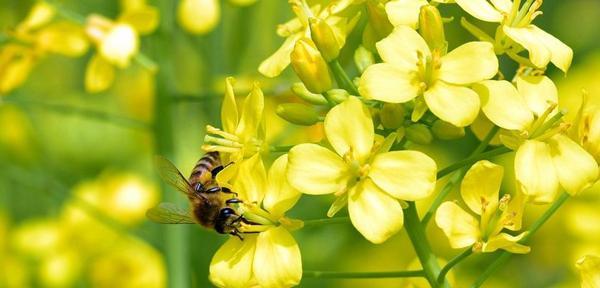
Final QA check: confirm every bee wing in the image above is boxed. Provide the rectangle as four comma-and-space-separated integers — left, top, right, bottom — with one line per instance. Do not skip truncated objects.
154, 156, 195, 196
146, 202, 196, 224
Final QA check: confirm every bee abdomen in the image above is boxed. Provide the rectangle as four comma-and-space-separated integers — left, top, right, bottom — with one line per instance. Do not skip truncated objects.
189, 152, 221, 186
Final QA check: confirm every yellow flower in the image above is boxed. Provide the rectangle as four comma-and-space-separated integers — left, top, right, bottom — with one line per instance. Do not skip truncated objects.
287, 97, 437, 243
258, 0, 360, 77
385, 0, 448, 29
202, 77, 265, 163
455, 0, 572, 72
0, 45, 36, 95
359, 26, 498, 127
577, 255, 600, 288
573, 99, 600, 163
210, 154, 302, 288
436, 160, 530, 254
177, 0, 220, 35
473, 77, 599, 203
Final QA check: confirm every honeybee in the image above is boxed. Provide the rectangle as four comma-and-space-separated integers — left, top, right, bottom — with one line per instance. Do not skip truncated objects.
151, 152, 247, 238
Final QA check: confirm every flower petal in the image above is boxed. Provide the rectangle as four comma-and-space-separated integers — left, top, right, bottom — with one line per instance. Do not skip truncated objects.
222, 77, 239, 134
473, 80, 534, 130
482, 232, 530, 254
384, 0, 428, 29
358, 63, 420, 103
455, 0, 503, 22
424, 81, 480, 127
258, 34, 301, 78
287, 144, 350, 195
368, 151, 437, 201
324, 97, 374, 162
376, 25, 430, 70
503, 25, 551, 69
530, 25, 573, 73
490, 0, 512, 13
548, 134, 599, 196
209, 236, 257, 288
264, 155, 301, 217
439, 41, 498, 85
435, 202, 480, 249
233, 154, 267, 204
254, 227, 302, 288
576, 255, 600, 288
461, 160, 503, 218
516, 75, 558, 117
85, 54, 115, 93
348, 179, 404, 244
514, 140, 559, 203
235, 82, 264, 142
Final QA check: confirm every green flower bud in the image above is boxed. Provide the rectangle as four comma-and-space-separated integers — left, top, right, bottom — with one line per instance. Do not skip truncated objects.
276, 103, 320, 126
431, 120, 465, 140
309, 17, 340, 62
326, 89, 349, 104
354, 45, 375, 73
291, 82, 328, 106
366, 1, 393, 39
380, 103, 406, 129
419, 5, 446, 52
405, 123, 433, 145
290, 38, 333, 94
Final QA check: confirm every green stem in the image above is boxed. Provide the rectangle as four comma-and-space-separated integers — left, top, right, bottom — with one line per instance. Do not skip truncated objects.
302, 216, 350, 227
471, 192, 570, 288
329, 59, 360, 96
436, 146, 511, 179
303, 270, 424, 279
269, 145, 295, 153
437, 247, 473, 284
404, 201, 449, 288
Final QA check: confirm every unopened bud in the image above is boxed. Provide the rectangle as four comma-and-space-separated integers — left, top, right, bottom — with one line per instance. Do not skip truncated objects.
291, 82, 328, 105
354, 45, 375, 73
276, 103, 320, 126
366, 1, 393, 39
290, 38, 333, 94
405, 124, 433, 145
309, 18, 340, 62
380, 103, 406, 129
326, 89, 349, 104
419, 5, 446, 52
432, 120, 465, 140
177, 0, 220, 35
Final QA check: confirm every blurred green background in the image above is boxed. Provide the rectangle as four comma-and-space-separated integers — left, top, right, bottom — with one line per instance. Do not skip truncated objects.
1, 0, 600, 287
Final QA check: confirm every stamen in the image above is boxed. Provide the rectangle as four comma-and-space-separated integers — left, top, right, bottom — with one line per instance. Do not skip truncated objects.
204, 135, 243, 148
206, 125, 240, 142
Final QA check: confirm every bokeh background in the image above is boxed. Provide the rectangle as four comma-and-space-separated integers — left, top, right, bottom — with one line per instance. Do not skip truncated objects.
1, 0, 599, 287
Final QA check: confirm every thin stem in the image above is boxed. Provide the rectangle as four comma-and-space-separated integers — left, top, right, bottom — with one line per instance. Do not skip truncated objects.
329, 59, 360, 96
302, 216, 350, 227
303, 270, 424, 279
437, 246, 473, 284
436, 146, 511, 179
404, 201, 449, 288
471, 192, 570, 288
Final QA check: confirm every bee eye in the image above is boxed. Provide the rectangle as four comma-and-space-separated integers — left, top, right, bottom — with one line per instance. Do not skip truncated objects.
194, 183, 204, 192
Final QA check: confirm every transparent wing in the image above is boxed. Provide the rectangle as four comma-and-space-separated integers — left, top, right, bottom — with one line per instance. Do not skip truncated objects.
146, 202, 196, 224
155, 156, 194, 196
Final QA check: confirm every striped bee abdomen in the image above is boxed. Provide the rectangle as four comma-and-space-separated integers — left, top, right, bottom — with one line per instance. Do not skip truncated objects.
188, 152, 221, 192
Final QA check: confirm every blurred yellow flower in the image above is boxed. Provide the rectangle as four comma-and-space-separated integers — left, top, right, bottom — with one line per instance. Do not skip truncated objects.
38, 251, 81, 288
287, 97, 437, 243
11, 219, 65, 258
576, 255, 600, 288
359, 26, 498, 127
177, 0, 220, 35
436, 160, 530, 254
210, 154, 302, 288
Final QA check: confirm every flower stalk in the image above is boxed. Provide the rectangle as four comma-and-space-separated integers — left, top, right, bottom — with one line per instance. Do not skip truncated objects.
303, 270, 424, 279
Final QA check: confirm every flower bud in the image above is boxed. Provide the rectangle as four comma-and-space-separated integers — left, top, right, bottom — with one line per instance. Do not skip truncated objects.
354, 45, 375, 73
309, 18, 340, 62
432, 120, 465, 140
365, 1, 393, 39
290, 38, 333, 94
405, 124, 433, 145
276, 103, 320, 126
326, 89, 349, 104
380, 103, 405, 129
419, 5, 446, 52
177, 0, 220, 35
291, 82, 328, 106
581, 110, 600, 162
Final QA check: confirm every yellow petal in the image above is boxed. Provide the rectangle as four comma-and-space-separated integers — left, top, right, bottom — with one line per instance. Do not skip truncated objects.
253, 227, 302, 287
439, 41, 498, 85
263, 155, 301, 217
461, 160, 503, 218
368, 150, 437, 201
385, 0, 428, 29
582, 110, 600, 162
209, 236, 257, 288
435, 201, 480, 249
529, 25, 573, 73
514, 140, 559, 203
548, 134, 599, 196
490, 0, 512, 13
376, 25, 430, 70
222, 77, 239, 134
500, 188, 526, 231
0, 48, 35, 94
515, 75, 558, 117
424, 81, 480, 127
482, 232, 530, 254
18, 2, 56, 31
98, 24, 139, 68
177, 0, 220, 35
473, 80, 533, 131
455, 0, 503, 22
233, 154, 267, 204
119, 5, 159, 35
358, 63, 420, 103
235, 83, 264, 142
324, 97, 374, 163
287, 144, 350, 195
85, 54, 115, 94
36, 22, 89, 57
348, 179, 404, 244
258, 33, 301, 78
576, 255, 600, 288
503, 25, 551, 69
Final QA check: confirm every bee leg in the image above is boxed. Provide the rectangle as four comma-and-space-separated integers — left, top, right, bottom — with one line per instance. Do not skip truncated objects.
221, 187, 238, 197
225, 198, 243, 205
231, 230, 244, 241
211, 162, 234, 178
